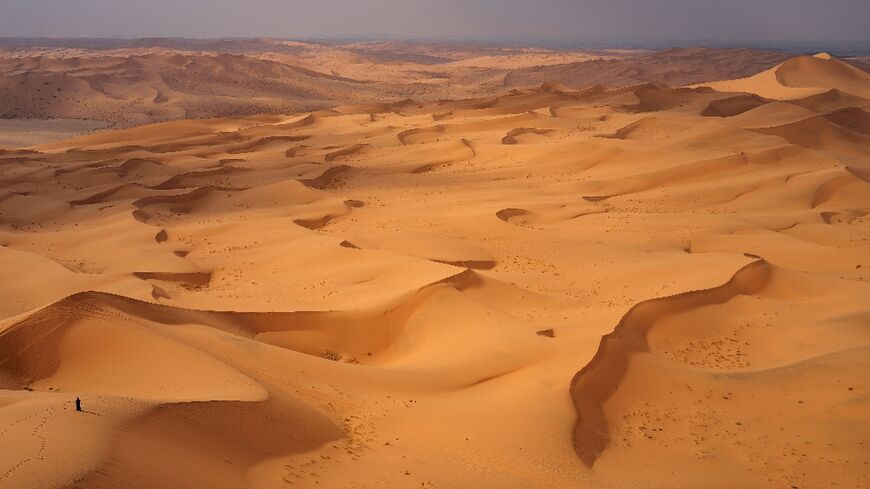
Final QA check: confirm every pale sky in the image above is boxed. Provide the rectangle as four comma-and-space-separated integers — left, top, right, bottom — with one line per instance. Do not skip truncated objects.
0, 0, 867, 43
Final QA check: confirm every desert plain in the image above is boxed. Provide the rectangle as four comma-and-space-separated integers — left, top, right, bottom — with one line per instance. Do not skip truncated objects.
0, 40, 869, 489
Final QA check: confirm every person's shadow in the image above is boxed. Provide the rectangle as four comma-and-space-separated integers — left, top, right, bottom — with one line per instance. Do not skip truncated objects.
74, 400, 101, 416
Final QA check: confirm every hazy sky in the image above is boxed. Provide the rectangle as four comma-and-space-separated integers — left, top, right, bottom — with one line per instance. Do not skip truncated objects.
0, 0, 868, 42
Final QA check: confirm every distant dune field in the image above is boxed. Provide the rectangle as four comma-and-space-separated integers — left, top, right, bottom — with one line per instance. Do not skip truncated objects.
0, 39, 818, 132
0, 44, 869, 489
0, 118, 109, 147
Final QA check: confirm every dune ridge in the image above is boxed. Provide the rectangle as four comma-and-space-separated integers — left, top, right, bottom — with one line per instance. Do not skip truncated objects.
570, 259, 770, 466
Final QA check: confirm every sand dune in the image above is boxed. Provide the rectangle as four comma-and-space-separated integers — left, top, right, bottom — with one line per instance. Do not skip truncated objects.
1, 50, 869, 489
753, 107, 870, 155
503, 47, 796, 89
571, 259, 771, 465
701, 94, 769, 117
701, 53, 870, 100
6, 40, 859, 140
576, 260, 869, 487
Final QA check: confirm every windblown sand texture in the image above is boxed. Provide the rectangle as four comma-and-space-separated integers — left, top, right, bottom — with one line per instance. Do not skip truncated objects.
1, 52, 869, 489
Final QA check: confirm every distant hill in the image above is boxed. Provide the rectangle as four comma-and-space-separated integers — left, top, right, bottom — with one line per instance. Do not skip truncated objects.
503, 48, 798, 88
0, 52, 401, 126
2, 40, 865, 128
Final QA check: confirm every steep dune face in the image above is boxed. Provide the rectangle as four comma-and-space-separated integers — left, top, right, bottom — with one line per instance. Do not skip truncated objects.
701, 94, 768, 117
570, 259, 772, 465
1, 53, 869, 489
575, 262, 870, 488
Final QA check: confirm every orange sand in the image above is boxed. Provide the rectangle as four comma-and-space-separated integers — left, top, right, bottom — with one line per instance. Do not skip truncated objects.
1, 51, 869, 489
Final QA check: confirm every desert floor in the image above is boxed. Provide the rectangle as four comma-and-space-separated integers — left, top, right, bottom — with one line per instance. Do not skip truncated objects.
1, 52, 869, 489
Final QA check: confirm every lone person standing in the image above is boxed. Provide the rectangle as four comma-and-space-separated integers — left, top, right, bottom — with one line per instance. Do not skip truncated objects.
75, 397, 82, 412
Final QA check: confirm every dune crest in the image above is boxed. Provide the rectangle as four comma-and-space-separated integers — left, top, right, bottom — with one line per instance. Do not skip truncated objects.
570, 259, 770, 465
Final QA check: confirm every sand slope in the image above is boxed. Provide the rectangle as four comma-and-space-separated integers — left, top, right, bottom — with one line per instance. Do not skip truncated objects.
1, 53, 869, 489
